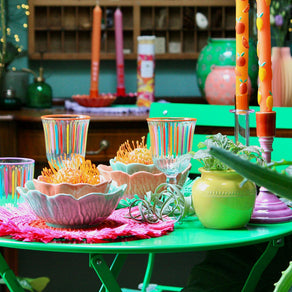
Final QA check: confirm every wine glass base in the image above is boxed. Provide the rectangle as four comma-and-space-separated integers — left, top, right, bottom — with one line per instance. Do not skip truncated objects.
250, 187, 292, 223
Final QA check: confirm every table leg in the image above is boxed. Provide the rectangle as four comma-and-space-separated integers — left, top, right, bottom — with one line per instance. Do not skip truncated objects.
140, 253, 155, 292
242, 238, 284, 292
89, 253, 127, 292
0, 252, 24, 292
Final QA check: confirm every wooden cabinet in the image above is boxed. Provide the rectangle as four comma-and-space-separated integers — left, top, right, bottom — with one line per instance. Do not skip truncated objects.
28, 0, 235, 60
0, 108, 148, 174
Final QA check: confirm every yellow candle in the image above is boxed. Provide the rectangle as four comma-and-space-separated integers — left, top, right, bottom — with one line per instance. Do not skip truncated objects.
235, 0, 250, 110
90, 5, 102, 98
256, 0, 273, 112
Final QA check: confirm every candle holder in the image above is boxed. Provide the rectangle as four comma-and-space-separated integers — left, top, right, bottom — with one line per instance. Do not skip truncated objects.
72, 94, 116, 107
230, 109, 254, 145
250, 135, 292, 223
251, 112, 292, 223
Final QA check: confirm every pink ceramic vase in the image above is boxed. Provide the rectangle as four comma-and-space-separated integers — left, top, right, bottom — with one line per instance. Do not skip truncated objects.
271, 47, 282, 107
204, 66, 251, 105
280, 47, 292, 107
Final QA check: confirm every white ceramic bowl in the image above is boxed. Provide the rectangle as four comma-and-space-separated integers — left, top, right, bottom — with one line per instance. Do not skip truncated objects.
17, 180, 126, 228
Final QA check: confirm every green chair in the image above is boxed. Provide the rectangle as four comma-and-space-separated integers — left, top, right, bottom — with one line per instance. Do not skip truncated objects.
148, 102, 292, 175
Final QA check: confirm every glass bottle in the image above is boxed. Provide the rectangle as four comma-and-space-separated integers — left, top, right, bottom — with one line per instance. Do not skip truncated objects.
0, 89, 22, 110
26, 67, 52, 108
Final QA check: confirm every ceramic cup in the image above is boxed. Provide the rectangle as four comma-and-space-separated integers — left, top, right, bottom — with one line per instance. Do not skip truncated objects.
0, 157, 35, 205
41, 114, 90, 168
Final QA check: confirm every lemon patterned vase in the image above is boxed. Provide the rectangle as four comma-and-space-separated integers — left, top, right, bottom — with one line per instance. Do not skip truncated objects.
192, 168, 257, 229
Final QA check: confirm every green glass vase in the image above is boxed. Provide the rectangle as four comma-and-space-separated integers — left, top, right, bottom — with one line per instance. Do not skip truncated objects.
196, 38, 258, 101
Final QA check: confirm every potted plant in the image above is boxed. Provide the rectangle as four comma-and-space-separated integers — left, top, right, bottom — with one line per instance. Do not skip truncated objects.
190, 133, 265, 229
208, 145, 292, 291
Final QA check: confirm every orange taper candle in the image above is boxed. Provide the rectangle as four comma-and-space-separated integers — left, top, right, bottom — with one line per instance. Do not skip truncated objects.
90, 4, 102, 98
235, 0, 250, 110
256, 0, 273, 112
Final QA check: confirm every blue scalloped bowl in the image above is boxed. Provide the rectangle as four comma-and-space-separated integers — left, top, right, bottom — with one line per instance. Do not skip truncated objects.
109, 158, 159, 175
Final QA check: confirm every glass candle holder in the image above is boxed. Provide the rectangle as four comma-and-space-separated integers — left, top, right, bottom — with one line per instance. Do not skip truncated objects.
0, 157, 35, 205
41, 114, 90, 168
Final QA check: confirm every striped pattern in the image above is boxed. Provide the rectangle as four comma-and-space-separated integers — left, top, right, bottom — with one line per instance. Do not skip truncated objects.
0, 158, 34, 204
41, 115, 90, 168
147, 118, 196, 176
148, 118, 196, 158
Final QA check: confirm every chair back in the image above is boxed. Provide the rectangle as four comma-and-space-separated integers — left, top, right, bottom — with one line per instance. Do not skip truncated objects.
148, 102, 292, 175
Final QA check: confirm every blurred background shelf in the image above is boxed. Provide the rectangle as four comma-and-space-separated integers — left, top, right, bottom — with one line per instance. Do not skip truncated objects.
28, 0, 235, 60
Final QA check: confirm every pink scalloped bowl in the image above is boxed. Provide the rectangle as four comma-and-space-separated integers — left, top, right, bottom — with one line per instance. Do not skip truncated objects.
33, 176, 112, 199
97, 164, 191, 199
72, 94, 116, 107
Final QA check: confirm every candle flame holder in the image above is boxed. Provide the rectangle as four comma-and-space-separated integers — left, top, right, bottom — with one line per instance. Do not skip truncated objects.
72, 94, 116, 107
230, 109, 254, 145
250, 136, 292, 223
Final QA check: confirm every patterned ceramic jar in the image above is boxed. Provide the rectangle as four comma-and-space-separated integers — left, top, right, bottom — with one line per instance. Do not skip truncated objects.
196, 38, 258, 99
204, 66, 251, 105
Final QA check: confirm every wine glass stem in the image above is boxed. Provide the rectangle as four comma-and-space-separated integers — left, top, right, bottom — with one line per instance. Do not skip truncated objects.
166, 175, 177, 185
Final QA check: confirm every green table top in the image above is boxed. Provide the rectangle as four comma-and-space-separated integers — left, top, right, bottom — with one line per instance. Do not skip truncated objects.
0, 216, 292, 254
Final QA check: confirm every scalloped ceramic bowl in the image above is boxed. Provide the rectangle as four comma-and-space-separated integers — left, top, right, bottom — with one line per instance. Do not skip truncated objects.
109, 159, 159, 175
33, 176, 111, 199
98, 164, 191, 199
17, 180, 127, 228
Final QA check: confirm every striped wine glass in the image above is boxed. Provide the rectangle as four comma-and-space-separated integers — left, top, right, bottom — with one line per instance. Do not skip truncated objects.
41, 114, 90, 168
147, 117, 197, 184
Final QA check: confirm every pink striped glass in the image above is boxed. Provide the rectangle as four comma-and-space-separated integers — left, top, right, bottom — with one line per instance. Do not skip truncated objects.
147, 117, 196, 183
0, 157, 34, 205
41, 114, 90, 168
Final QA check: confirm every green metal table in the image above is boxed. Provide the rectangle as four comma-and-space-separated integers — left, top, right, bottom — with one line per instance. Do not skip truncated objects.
0, 216, 292, 292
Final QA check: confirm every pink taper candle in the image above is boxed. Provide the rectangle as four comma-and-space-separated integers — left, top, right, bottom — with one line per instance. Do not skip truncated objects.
115, 8, 126, 97
90, 4, 102, 98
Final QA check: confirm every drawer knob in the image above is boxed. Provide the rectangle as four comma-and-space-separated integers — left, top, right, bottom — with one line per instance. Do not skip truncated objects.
86, 139, 109, 155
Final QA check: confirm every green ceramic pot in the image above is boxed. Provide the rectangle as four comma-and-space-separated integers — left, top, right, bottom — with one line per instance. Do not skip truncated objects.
196, 38, 258, 99
192, 168, 256, 229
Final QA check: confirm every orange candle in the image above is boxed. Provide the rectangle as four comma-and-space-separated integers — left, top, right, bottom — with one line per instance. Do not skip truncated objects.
256, 0, 273, 112
235, 0, 250, 110
90, 4, 102, 98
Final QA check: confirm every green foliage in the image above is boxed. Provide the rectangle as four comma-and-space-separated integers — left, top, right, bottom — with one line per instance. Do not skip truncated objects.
190, 133, 265, 171
209, 146, 292, 199
0, 276, 50, 292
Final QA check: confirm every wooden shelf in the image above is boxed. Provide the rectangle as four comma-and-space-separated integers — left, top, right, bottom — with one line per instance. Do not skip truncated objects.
28, 0, 235, 60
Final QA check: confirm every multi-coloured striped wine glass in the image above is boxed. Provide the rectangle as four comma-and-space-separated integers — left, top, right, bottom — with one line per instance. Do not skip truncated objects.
41, 114, 90, 168
147, 117, 197, 185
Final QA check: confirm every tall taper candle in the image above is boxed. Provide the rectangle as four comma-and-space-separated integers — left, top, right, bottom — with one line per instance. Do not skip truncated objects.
256, 0, 273, 112
235, 0, 250, 110
90, 4, 102, 98
115, 8, 126, 97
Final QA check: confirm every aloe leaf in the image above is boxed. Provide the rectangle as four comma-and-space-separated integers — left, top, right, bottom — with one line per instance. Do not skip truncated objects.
209, 146, 292, 200
274, 261, 292, 292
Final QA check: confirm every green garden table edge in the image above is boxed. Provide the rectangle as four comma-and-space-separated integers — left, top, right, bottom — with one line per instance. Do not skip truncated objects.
1, 216, 292, 291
